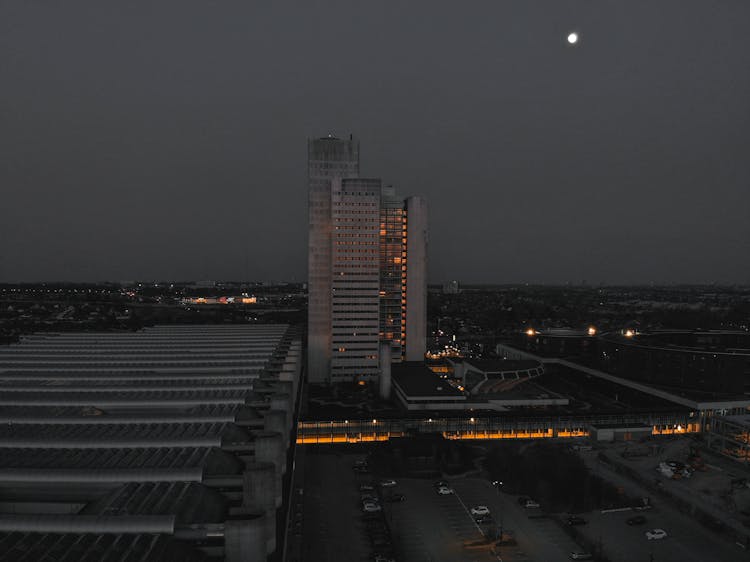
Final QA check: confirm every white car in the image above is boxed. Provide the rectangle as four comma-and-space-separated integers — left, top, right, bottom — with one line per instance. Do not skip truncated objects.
524, 499, 540, 508
379, 479, 397, 487
569, 553, 592, 560
362, 501, 382, 513
437, 486, 454, 495
645, 528, 667, 540
470, 505, 490, 517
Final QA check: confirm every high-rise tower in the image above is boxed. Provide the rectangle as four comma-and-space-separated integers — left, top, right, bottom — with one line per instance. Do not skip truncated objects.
307, 136, 359, 384
307, 136, 426, 384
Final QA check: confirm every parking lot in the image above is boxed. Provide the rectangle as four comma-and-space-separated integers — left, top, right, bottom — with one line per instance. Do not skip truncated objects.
574, 447, 750, 562
300, 446, 750, 562
302, 448, 582, 562
301, 450, 375, 562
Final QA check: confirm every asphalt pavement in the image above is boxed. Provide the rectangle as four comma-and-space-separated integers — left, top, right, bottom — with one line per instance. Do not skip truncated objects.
577, 448, 750, 562
298, 447, 748, 562
301, 450, 373, 562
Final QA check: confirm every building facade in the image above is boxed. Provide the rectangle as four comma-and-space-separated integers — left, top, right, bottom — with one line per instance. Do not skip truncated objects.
307, 136, 427, 384
331, 177, 382, 380
307, 136, 360, 384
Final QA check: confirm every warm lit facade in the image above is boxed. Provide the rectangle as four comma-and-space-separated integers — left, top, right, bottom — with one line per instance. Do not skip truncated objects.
379, 186, 407, 360
307, 136, 427, 384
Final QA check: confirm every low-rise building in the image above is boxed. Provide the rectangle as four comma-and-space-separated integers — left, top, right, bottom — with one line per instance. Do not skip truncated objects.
0, 324, 302, 561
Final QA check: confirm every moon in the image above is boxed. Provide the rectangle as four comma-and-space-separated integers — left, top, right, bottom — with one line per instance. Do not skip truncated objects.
567, 32, 579, 45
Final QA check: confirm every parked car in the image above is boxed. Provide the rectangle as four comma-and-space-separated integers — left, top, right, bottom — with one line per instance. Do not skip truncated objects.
387, 493, 406, 502
437, 486, 454, 495
359, 484, 375, 492
645, 528, 667, 540
370, 535, 391, 548
475, 515, 494, 525
379, 479, 397, 487
362, 501, 382, 513
517, 496, 539, 507
627, 515, 646, 526
569, 553, 592, 560
433, 480, 449, 489
567, 516, 587, 526
470, 505, 490, 517
361, 492, 377, 502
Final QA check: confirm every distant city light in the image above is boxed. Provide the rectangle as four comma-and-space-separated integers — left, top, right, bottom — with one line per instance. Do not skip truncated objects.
567, 32, 579, 45
526, 328, 536, 337
624, 329, 635, 338
587, 326, 597, 336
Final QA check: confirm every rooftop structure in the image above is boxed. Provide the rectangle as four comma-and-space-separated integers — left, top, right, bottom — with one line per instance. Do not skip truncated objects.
596, 330, 750, 397
0, 324, 302, 561
449, 358, 544, 395
497, 341, 750, 420
391, 362, 567, 412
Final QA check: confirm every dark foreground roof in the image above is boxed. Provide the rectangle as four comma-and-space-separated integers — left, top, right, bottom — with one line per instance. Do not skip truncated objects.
392, 363, 464, 397
0, 532, 213, 562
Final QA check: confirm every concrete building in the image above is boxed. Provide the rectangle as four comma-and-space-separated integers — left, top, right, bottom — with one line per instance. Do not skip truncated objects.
707, 414, 750, 464
330, 177, 382, 381
589, 423, 653, 442
307, 136, 427, 384
308, 135, 360, 386
403, 196, 428, 362
0, 325, 302, 561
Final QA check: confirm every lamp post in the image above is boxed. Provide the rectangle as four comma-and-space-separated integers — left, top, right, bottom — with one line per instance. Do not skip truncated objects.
492, 480, 504, 541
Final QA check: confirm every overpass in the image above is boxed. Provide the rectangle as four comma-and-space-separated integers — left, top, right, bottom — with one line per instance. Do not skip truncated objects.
296, 410, 699, 445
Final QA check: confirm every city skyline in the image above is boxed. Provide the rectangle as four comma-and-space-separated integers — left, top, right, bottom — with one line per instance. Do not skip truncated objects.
2, 1, 749, 285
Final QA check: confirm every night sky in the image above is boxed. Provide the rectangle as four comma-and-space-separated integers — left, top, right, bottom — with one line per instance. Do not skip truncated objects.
2, 1, 749, 284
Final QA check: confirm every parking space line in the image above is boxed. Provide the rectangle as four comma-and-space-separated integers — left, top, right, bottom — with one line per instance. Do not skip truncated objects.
452, 488, 487, 537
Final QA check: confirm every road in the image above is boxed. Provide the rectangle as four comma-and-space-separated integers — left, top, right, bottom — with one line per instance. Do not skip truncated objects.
301, 450, 373, 562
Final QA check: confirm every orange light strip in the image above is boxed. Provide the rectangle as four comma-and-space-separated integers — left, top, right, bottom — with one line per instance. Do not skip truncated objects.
652, 423, 699, 435
296, 424, 699, 445
296, 433, 402, 444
